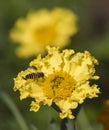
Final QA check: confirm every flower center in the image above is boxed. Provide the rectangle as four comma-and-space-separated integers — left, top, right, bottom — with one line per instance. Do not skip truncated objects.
43, 71, 76, 100
33, 25, 57, 45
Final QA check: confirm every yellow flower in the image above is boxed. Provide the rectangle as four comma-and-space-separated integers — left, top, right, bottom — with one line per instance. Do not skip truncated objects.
10, 8, 78, 58
14, 46, 100, 119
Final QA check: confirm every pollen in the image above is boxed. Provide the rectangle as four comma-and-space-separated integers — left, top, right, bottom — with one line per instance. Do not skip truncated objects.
43, 71, 76, 100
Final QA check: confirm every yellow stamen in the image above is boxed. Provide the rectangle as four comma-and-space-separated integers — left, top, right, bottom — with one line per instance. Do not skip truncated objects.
43, 71, 76, 100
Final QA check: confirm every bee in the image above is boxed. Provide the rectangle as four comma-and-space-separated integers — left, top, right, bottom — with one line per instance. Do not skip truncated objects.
23, 66, 44, 80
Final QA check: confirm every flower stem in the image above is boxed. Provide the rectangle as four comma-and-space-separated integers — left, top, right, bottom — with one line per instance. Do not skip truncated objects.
0, 90, 29, 130
61, 118, 67, 130
61, 118, 76, 130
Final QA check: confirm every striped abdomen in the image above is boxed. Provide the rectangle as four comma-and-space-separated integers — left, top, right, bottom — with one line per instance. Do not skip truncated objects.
24, 72, 44, 80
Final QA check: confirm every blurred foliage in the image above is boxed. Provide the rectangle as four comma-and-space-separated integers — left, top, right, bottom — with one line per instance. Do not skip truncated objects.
98, 99, 109, 130
0, 0, 109, 130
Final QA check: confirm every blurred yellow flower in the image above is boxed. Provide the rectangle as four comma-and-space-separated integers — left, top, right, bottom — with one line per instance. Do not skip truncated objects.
14, 46, 100, 119
10, 8, 78, 58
